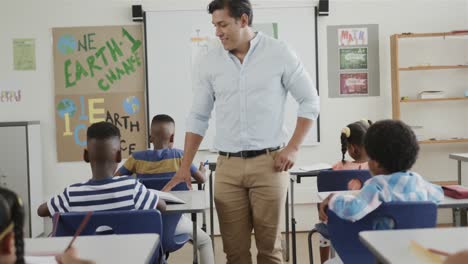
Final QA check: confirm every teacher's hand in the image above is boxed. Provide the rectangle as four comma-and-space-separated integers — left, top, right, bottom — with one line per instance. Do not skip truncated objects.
274, 146, 297, 172
162, 167, 193, 191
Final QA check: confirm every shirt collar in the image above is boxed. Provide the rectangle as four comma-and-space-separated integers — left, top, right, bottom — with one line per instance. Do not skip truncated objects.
227, 31, 262, 58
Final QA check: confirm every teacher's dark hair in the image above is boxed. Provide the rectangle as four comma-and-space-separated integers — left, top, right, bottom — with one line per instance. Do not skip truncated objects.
208, 0, 253, 26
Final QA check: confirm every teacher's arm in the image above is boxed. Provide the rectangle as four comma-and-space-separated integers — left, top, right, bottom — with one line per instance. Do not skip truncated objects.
163, 61, 214, 191
163, 133, 204, 191
275, 43, 320, 172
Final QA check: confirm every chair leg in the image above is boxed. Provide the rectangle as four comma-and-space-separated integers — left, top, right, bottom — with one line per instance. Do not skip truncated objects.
308, 228, 317, 264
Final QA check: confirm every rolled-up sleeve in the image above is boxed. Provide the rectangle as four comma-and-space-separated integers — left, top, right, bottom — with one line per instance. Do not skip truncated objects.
186, 59, 215, 137
281, 43, 320, 121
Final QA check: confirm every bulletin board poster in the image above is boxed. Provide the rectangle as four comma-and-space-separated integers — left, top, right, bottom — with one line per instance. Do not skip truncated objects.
52, 25, 147, 162
327, 25, 379, 98
340, 73, 368, 95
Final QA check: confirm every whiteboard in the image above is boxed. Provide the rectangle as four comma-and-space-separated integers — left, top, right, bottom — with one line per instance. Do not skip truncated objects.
145, 5, 319, 150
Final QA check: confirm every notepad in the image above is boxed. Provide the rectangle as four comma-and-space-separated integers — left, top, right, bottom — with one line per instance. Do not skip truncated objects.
25, 256, 58, 264
299, 163, 332, 172
409, 240, 445, 264
150, 190, 186, 204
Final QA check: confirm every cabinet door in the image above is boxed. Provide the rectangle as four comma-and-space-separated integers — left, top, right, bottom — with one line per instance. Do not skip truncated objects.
0, 126, 31, 237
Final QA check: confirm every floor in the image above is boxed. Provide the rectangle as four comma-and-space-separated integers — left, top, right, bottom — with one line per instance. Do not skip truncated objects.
169, 232, 321, 264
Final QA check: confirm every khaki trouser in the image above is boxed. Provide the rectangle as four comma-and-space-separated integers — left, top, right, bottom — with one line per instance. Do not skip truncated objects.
214, 150, 289, 264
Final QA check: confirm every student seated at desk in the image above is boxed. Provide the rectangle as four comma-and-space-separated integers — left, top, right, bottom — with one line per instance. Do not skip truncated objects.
0, 187, 92, 264
115, 114, 214, 264
319, 119, 372, 263
320, 120, 444, 264
37, 122, 166, 217
0, 187, 25, 264
115, 114, 206, 183
332, 119, 371, 172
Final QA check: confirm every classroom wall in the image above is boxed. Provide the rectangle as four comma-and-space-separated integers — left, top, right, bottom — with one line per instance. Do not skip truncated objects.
0, 0, 466, 236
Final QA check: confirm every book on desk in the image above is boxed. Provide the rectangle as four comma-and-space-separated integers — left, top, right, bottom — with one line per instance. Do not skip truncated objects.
150, 190, 186, 204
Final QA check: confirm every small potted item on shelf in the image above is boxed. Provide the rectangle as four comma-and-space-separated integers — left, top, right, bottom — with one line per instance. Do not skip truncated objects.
418, 91, 446, 99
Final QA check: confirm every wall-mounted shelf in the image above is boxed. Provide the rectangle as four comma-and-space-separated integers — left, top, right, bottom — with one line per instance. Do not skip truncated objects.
399, 65, 468, 71
396, 31, 468, 38
418, 138, 468, 144
401, 97, 468, 103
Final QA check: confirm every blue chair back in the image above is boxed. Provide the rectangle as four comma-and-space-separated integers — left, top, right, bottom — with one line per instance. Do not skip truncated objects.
53, 209, 163, 263
138, 177, 190, 254
139, 177, 189, 191
327, 201, 437, 264
317, 170, 372, 192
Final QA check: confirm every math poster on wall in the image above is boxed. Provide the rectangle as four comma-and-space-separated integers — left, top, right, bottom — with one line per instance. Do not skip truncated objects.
327, 24, 379, 98
52, 25, 147, 162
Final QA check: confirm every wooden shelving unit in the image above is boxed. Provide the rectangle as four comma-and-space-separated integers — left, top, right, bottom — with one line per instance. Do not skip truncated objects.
396, 32, 468, 38
399, 65, 468, 71
401, 97, 468, 103
418, 139, 468, 144
390, 31, 468, 144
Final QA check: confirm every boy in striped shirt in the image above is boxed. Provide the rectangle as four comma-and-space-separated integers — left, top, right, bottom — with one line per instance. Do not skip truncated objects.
115, 114, 206, 183
37, 121, 166, 216
319, 119, 444, 223
116, 114, 214, 264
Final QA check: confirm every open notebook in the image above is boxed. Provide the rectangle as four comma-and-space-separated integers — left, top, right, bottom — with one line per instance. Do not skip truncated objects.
149, 190, 186, 204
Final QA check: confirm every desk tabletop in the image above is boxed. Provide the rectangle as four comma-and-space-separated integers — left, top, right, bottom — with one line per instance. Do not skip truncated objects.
25, 234, 159, 264
317, 191, 468, 208
359, 227, 468, 264
289, 163, 332, 176
166, 190, 206, 213
449, 153, 468, 162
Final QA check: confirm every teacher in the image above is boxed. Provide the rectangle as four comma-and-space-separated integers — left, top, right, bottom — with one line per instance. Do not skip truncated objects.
163, 0, 320, 263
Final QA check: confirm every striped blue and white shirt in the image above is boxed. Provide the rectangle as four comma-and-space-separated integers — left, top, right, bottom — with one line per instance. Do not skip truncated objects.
329, 171, 444, 222
47, 176, 159, 214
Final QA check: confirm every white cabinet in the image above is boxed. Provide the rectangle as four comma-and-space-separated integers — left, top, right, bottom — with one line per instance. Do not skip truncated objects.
0, 121, 44, 237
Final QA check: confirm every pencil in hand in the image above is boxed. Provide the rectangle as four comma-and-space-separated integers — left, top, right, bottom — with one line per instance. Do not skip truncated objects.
65, 212, 93, 251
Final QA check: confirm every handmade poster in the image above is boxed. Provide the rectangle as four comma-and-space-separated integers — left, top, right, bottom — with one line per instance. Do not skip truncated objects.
340, 73, 368, 95
53, 25, 146, 162
13, 39, 36, 70
338, 28, 368, 46
327, 24, 379, 98
340, 48, 368, 70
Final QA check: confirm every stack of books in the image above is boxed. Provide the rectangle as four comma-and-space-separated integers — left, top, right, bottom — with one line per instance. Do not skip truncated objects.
418, 91, 446, 99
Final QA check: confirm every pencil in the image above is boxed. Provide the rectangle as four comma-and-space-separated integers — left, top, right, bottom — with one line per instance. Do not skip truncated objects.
65, 212, 93, 251
428, 248, 451, 257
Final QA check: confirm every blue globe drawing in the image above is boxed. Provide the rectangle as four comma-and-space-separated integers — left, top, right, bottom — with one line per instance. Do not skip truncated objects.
57, 34, 77, 55
57, 99, 76, 119
123, 96, 140, 115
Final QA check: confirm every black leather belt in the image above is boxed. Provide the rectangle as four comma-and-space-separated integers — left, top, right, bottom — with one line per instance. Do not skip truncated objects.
219, 146, 281, 159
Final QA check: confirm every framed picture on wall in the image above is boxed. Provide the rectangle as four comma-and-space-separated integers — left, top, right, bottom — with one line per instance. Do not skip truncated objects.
339, 72, 368, 95
339, 48, 368, 70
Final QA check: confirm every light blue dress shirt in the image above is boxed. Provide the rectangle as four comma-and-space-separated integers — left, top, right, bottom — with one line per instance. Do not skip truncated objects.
186, 32, 320, 152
